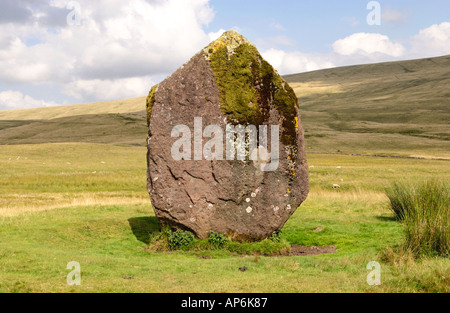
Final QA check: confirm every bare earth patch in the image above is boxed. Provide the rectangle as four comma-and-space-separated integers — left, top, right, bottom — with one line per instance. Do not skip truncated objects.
220, 245, 337, 259
286, 245, 337, 256
194, 245, 337, 259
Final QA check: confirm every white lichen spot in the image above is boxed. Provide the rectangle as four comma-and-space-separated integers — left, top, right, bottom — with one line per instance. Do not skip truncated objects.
208, 203, 214, 208
251, 192, 257, 198
284, 194, 289, 197
274, 206, 279, 212
246, 207, 253, 214
154, 177, 159, 182
246, 198, 251, 203
286, 204, 292, 210
190, 217, 196, 222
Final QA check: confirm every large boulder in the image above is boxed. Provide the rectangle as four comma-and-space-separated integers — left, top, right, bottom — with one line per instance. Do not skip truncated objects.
146, 30, 309, 241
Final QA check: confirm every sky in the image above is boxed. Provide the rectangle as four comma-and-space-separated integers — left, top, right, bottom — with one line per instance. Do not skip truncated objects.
0, 0, 449, 110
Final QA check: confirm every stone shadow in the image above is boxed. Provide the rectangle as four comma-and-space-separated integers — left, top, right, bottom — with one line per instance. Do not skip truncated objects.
128, 216, 160, 244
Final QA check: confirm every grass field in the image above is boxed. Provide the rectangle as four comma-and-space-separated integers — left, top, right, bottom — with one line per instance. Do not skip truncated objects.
0, 143, 449, 292
0, 55, 449, 293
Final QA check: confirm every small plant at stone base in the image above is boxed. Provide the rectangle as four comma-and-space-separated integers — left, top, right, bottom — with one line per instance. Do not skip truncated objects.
168, 230, 195, 251
208, 231, 228, 248
148, 227, 290, 256
147, 225, 172, 252
270, 230, 283, 243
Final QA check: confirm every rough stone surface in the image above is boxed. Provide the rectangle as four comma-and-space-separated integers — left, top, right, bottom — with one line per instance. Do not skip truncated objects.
146, 30, 309, 241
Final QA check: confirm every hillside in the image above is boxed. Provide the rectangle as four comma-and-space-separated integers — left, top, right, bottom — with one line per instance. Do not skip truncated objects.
0, 55, 449, 158
285, 55, 450, 158
0, 96, 146, 120
0, 97, 147, 146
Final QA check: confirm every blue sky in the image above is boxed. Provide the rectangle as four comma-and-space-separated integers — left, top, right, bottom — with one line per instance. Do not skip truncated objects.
207, 0, 450, 55
0, 0, 449, 110
208, 0, 450, 50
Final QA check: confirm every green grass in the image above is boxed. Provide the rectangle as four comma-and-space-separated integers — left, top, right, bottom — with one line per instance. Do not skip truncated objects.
0, 143, 449, 292
0, 143, 148, 216
386, 180, 449, 257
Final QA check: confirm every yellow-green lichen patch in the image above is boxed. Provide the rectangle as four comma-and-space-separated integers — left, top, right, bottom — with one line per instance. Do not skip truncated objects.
272, 75, 298, 146
209, 44, 263, 126
207, 32, 299, 147
146, 84, 158, 126
203, 30, 250, 60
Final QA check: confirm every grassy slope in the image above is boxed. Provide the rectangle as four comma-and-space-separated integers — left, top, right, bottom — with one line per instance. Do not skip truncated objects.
285, 55, 450, 158
0, 56, 449, 158
0, 144, 449, 292
0, 97, 146, 121
0, 97, 147, 146
0, 112, 147, 146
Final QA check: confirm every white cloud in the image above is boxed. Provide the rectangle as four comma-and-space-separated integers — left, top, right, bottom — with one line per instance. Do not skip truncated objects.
0, 0, 219, 103
262, 49, 334, 75
410, 22, 450, 57
332, 33, 405, 57
1, 0, 450, 110
0, 90, 57, 109
64, 76, 154, 101
0, 35, 71, 84
208, 29, 227, 42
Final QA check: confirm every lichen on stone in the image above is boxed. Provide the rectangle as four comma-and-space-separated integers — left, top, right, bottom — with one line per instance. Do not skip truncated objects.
203, 30, 251, 60
146, 84, 158, 126
205, 30, 299, 147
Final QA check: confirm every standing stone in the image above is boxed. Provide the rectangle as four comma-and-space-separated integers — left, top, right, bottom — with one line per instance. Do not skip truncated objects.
146, 30, 309, 241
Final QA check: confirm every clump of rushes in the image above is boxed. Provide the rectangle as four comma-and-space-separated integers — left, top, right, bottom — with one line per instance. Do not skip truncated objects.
386, 180, 449, 257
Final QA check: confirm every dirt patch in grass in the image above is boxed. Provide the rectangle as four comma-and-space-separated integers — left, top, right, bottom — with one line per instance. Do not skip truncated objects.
195, 245, 337, 258
286, 245, 337, 256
